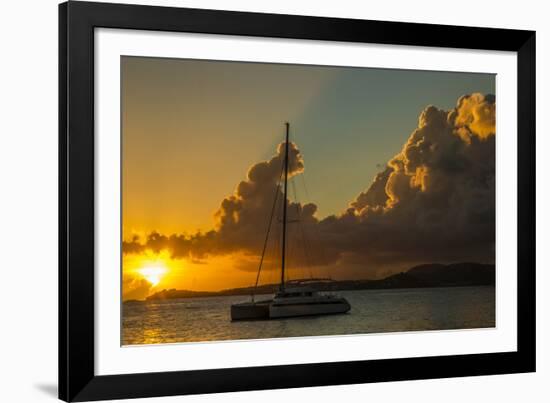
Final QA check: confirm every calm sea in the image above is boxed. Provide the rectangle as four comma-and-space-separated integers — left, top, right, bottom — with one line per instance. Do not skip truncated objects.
122, 286, 495, 345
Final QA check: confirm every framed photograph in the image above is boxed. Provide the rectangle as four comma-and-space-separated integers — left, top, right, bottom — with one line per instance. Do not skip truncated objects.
59, 1, 536, 401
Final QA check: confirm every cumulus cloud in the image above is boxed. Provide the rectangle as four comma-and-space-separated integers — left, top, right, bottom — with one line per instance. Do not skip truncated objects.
123, 141, 317, 261
213, 141, 313, 251
124, 93, 496, 276
327, 92, 496, 268
453, 93, 496, 141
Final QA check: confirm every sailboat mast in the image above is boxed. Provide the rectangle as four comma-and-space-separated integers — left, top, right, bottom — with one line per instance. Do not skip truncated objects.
280, 122, 290, 291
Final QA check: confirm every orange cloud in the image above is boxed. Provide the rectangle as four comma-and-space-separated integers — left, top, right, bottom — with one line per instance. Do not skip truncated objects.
453, 93, 496, 141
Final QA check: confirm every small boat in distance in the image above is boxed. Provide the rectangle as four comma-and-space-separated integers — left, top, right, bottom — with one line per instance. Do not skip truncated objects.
231, 123, 351, 321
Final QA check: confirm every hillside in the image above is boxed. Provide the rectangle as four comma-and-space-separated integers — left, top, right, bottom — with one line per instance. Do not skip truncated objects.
139, 262, 495, 301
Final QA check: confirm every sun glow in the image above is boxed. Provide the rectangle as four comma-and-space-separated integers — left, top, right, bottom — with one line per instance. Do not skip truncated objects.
138, 265, 167, 286
123, 248, 274, 301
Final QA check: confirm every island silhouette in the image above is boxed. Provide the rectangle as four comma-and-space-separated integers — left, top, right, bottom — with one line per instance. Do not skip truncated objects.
123, 262, 494, 303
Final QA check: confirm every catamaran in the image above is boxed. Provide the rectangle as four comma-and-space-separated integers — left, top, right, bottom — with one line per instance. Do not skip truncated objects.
231, 123, 351, 321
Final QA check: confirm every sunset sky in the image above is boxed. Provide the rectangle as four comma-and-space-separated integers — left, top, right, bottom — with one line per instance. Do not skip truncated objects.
121, 56, 496, 300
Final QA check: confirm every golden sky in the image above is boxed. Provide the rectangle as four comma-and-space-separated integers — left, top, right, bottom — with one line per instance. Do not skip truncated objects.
121, 56, 496, 300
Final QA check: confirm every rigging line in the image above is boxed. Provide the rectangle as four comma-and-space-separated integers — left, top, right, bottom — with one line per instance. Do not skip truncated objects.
272, 182, 283, 288
299, 171, 331, 278
264, 208, 277, 289
285, 221, 293, 283
291, 177, 314, 279
278, 175, 285, 284
251, 163, 285, 302
298, 221, 313, 279
273, 212, 281, 287
300, 170, 312, 202
283, 186, 294, 284
287, 179, 302, 284
300, 220, 314, 279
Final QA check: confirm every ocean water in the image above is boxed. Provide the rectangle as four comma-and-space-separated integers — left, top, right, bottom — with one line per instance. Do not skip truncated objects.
122, 286, 495, 345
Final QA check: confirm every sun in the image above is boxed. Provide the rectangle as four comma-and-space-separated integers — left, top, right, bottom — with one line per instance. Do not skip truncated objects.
138, 265, 167, 287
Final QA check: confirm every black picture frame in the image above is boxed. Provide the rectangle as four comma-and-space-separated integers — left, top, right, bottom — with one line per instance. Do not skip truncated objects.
59, 1, 536, 401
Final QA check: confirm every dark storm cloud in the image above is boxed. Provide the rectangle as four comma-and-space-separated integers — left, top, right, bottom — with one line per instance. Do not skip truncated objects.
123, 93, 496, 273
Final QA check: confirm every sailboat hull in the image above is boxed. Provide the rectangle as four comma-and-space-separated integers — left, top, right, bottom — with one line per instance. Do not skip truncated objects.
231, 296, 351, 321
231, 301, 271, 320
269, 297, 351, 319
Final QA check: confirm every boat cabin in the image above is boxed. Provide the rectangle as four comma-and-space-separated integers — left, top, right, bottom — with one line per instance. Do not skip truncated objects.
275, 287, 317, 299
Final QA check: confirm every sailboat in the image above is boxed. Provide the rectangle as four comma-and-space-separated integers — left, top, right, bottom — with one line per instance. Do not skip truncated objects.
231, 123, 351, 321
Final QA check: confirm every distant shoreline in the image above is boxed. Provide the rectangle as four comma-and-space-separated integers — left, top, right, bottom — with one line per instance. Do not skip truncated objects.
124, 262, 495, 303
